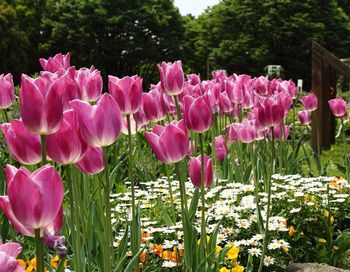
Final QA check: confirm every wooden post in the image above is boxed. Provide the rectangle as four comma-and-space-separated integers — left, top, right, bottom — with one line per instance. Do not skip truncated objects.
311, 43, 350, 152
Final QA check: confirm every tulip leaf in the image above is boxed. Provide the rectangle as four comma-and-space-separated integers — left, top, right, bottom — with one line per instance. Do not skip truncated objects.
124, 246, 145, 272
189, 188, 199, 222
116, 223, 129, 264
158, 198, 174, 226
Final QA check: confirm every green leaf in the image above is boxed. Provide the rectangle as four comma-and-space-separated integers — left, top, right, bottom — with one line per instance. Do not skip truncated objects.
189, 188, 200, 222
158, 198, 174, 226
124, 247, 145, 272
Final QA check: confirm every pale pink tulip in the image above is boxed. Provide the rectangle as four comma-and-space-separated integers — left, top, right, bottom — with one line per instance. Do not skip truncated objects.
0, 165, 63, 237
144, 120, 189, 164
0, 119, 41, 165
108, 75, 143, 115
0, 241, 24, 272
0, 73, 15, 109
300, 93, 318, 112
328, 97, 347, 118
70, 93, 122, 147
47, 110, 87, 164
297, 110, 312, 125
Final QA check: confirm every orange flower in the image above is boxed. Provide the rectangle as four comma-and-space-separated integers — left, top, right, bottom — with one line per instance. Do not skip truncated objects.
161, 250, 172, 261
153, 244, 163, 256
140, 252, 147, 263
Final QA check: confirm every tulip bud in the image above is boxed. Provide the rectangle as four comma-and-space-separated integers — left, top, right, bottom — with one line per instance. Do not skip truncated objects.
184, 95, 212, 133
0, 119, 41, 165
215, 136, 228, 162
328, 97, 347, 118
0, 73, 15, 109
144, 120, 189, 164
47, 110, 87, 164
158, 61, 184, 96
297, 110, 311, 125
108, 75, 143, 115
300, 93, 318, 112
189, 155, 213, 188
75, 146, 104, 175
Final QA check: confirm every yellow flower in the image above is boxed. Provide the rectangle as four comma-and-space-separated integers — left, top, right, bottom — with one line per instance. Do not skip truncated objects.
227, 245, 239, 260
330, 216, 334, 224
318, 238, 327, 244
232, 265, 245, 272
219, 267, 231, 272
215, 245, 223, 253
197, 236, 210, 245
50, 255, 60, 268
289, 226, 295, 237
324, 210, 329, 217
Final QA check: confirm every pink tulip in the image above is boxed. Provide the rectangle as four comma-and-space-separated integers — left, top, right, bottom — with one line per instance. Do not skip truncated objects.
20, 74, 63, 135
58, 68, 81, 111
189, 155, 213, 188
300, 93, 318, 112
212, 70, 227, 82
0, 164, 63, 237
269, 125, 290, 140
158, 60, 184, 96
186, 74, 201, 85
70, 93, 122, 147
237, 120, 256, 143
254, 76, 269, 96
279, 91, 292, 117
144, 120, 189, 164
215, 136, 228, 162
39, 53, 70, 73
226, 123, 240, 143
141, 89, 167, 122
256, 95, 284, 129
76, 146, 105, 175
0, 241, 24, 272
184, 95, 212, 133
297, 110, 311, 125
0, 119, 41, 165
328, 97, 347, 118
206, 82, 221, 113
108, 75, 143, 115
134, 108, 150, 129
218, 91, 233, 114
47, 110, 87, 164
278, 79, 298, 100
0, 73, 15, 109
74, 66, 103, 102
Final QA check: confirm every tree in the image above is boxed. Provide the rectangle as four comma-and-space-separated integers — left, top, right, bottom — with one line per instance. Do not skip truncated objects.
191, 0, 350, 87
40, 0, 185, 87
0, 2, 29, 81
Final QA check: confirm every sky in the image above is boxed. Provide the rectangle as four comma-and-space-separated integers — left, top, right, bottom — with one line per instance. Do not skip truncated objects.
174, 0, 221, 17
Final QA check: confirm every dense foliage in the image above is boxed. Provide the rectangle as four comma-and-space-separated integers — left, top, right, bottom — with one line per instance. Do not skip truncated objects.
0, 0, 350, 86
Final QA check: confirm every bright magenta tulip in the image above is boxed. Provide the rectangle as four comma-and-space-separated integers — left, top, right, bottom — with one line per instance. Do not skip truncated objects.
144, 120, 189, 164
186, 74, 201, 85
184, 95, 212, 133
238, 120, 256, 143
215, 135, 228, 162
157, 60, 184, 96
300, 93, 318, 112
0, 241, 24, 272
74, 66, 103, 102
0, 119, 41, 165
39, 53, 70, 73
108, 75, 143, 115
226, 123, 240, 143
218, 91, 233, 114
75, 146, 105, 175
189, 154, 213, 188
297, 110, 312, 125
20, 74, 63, 135
0, 165, 63, 237
256, 95, 284, 129
70, 93, 122, 147
0, 73, 15, 109
328, 97, 347, 118
47, 110, 87, 164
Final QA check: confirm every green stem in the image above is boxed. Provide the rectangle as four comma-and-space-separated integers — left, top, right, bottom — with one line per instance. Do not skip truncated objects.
211, 113, 217, 184
102, 147, 113, 271
173, 95, 182, 120
2, 109, 9, 123
199, 133, 207, 259
164, 164, 176, 223
35, 229, 45, 272
312, 111, 321, 154
127, 115, 139, 271
341, 118, 345, 146
65, 165, 81, 272
258, 129, 275, 272
41, 135, 47, 165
